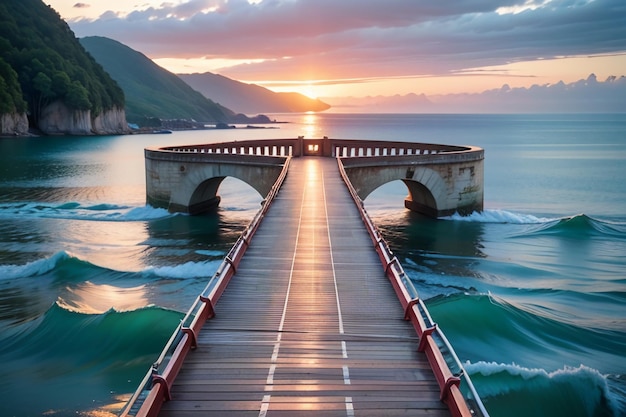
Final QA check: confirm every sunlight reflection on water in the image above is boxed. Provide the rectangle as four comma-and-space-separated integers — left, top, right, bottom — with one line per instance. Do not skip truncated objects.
57, 282, 149, 314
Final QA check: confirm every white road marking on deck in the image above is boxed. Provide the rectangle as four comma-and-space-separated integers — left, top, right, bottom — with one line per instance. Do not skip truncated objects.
322, 167, 354, 417
346, 397, 355, 417
258, 163, 307, 417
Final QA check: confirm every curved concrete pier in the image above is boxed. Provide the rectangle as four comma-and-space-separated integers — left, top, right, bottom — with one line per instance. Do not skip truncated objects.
145, 137, 483, 217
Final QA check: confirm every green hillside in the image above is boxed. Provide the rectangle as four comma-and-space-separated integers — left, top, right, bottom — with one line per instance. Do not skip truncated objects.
0, 0, 124, 125
179, 72, 331, 114
80, 36, 234, 125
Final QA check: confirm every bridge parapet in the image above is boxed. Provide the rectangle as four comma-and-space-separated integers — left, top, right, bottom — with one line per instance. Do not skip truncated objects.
145, 146, 288, 214
329, 138, 470, 158
164, 138, 299, 157
164, 137, 473, 159
329, 139, 484, 217
146, 137, 483, 217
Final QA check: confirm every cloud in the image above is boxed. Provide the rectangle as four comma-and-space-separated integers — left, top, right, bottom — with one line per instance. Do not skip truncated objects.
326, 74, 626, 113
67, 0, 626, 81
73, 2, 90, 8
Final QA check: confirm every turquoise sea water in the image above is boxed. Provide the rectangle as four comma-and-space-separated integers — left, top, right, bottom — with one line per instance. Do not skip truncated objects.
0, 113, 624, 416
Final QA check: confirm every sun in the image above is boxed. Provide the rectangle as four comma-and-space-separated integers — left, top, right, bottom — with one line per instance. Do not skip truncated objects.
257, 80, 326, 99
302, 82, 318, 99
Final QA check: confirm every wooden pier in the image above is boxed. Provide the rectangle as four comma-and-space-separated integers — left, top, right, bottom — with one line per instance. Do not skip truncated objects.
122, 150, 487, 417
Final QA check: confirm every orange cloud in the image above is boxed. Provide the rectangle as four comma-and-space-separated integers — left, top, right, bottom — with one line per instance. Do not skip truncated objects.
51, 0, 626, 95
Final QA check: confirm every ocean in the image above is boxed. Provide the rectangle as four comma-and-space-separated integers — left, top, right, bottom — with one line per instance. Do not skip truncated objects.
0, 113, 624, 417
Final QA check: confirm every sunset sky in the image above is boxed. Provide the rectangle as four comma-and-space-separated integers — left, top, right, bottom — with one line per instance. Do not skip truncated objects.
47, 0, 626, 98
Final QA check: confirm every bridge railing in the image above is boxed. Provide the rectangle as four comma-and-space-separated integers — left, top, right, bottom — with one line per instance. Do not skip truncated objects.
330, 139, 470, 158
163, 138, 300, 157
336, 158, 490, 417
158, 137, 480, 160
119, 157, 292, 417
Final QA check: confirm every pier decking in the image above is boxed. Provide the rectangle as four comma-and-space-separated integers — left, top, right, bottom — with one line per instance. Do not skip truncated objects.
158, 157, 449, 416
123, 139, 488, 417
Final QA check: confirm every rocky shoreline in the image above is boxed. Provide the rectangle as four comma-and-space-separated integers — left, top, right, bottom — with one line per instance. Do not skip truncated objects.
1, 101, 129, 137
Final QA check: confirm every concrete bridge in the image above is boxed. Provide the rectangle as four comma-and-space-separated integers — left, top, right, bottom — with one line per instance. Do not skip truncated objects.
145, 137, 483, 217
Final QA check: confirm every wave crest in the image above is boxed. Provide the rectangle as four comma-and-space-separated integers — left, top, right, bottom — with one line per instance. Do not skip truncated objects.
466, 361, 621, 417
0, 303, 182, 366
143, 259, 223, 279
444, 210, 626, 238
0, 251, 75, 279
443, 209, 554, 224
0, 202, 171, 222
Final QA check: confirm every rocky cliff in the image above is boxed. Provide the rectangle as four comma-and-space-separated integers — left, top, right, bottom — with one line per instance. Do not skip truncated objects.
1, 0, 127, 136
92, 106, 128, 135
38, 101, 129, 135
0, 112, 29, 136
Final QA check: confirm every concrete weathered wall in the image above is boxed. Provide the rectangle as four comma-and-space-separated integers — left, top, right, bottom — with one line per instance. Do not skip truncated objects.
146, 139, 484, 218
145, 149, 286, 214
342, 151, 484, 217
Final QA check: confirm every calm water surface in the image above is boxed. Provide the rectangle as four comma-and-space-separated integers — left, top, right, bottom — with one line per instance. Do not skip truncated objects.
0, 113, 624, 416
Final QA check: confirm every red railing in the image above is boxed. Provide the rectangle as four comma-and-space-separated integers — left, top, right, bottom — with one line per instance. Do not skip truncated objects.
119, 157, 292, 417
120, 146, 489, 417
336, 157, 489, 417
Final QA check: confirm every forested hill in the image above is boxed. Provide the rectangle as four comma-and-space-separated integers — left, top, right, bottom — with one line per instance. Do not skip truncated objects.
179, 73, 331, 114
80, 36, 243, 126
0, 0, 126, 135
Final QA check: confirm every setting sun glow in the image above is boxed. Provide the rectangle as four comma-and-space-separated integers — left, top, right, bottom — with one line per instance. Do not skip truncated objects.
46, 0, 626, 100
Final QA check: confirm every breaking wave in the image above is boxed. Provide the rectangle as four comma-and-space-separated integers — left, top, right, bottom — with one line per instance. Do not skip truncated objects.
0, 201, 172, 221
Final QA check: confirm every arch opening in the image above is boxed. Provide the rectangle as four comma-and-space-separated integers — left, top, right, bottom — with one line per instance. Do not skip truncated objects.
402, 179, 438, 218
186, 176, 226, 215
186, 176, 265, 215
362, 179, 439, 218
363, 180, 407, 212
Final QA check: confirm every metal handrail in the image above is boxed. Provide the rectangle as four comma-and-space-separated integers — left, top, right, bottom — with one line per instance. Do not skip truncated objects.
336, 157, 489, 417
119, 157, 292, 417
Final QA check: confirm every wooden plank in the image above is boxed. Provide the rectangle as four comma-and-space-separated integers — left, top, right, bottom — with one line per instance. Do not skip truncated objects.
158, 157, 449, 417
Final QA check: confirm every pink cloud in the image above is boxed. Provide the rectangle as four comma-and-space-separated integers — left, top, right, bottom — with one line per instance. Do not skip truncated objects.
66, 0, 626, 81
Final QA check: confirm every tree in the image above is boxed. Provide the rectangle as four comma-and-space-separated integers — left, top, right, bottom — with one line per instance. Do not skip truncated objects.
0, 0, 125, 130
66, 80, 91, 110
0, 57, 26, 113
32, 71, 52, 98
52, 71, 71, 97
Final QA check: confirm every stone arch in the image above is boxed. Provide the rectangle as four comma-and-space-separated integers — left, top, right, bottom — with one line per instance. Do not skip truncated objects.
186, 176, 227, 214
401, 166, 449, 217
401, 179, 439, 217
346, 165, 448, 217
168, 163, 281, 214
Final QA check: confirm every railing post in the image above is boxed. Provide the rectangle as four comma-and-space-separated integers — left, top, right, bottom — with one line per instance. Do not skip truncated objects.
151, 371, 172, 401
181, 327, 198, 349
404, 297, 420, 320
417, 325, 437, 352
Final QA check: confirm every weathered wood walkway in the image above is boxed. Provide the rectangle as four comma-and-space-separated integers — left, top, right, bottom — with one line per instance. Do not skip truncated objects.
158, 157, 450, 417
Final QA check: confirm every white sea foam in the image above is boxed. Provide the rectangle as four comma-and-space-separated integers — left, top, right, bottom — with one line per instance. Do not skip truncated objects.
465, 361, 620, 414
0, 202, 171, 222
0, 251, 73, 279
143, 259, 223, 279
443, 209, 555, 224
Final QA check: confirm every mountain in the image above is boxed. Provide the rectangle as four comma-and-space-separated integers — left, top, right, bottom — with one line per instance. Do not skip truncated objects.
179, 72, 331, 114
323, 74, 626, 114
0, 0, 127, 135
80, 36, 245, 126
